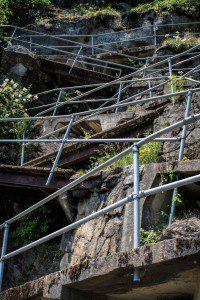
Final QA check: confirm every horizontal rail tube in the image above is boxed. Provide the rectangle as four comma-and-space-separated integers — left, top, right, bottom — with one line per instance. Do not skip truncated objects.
26, 98, 118, 111
0, 138, 179, 143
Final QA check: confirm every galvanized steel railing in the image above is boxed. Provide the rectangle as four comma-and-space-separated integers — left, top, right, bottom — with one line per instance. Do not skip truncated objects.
0, 112, 199, 289
0, 24, 200, 291
1, 22, 200, 76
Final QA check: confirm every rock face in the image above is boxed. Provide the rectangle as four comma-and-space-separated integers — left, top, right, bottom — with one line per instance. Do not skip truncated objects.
161, 217, 200, 240
60, 164, 162, 270
60, 167, 131, 269
1, 235, 200, 300
5, 244, 62, 289
154, 92, 200, 161
4, 160, 200, 288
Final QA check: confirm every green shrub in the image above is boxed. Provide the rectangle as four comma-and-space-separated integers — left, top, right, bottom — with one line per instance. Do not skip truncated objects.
139, 142, 161, 164
140, 228, 160, 245
59, 4, 120, 21
162, 33, 199, 52
0, 78, 36, 164
10, 207, 53, 248
131, 0, 200, 17
0, 0, 10, 25
86, 139, 161, 172
125, 58, 145, 69
8, 0, 51, 26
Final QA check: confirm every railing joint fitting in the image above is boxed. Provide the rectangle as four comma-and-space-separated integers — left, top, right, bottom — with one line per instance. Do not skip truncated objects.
139, 190, 146, 198
188, 90, 193, 96
133, 145, 139, 152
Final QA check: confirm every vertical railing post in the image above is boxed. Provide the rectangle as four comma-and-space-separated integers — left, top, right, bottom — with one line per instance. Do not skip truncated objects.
91, 36, 94, 55
21, 118, 31, 166
0, 223, 9, 291
21, 125, 27, 166
53, 89, 63, 116
133, 145, 140, 281
10, 27, 17, 43
169, 90, 193, 225
168, 57, 175, 105
148, 80, 152, 98
29, 36, 32, 53
143, 58, 149, 78
153, 25, 157, 46
69, 46, 83, 74
46, 114, 75, 186
115, 82, 123, 114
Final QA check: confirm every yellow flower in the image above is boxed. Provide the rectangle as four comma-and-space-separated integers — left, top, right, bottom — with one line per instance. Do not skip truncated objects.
182, 156, 189, 161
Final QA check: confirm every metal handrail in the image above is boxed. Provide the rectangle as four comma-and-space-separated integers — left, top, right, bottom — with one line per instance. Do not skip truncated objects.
0, 113, 199, 228
0, 112, 199, 289
0, 23, 200, 290
2, 23, 199, 65
17, 44, 198, 123
1, 88, 200, 123
4, 21, 199, 37
10, 37, 125, 76
51, 22, 200, 38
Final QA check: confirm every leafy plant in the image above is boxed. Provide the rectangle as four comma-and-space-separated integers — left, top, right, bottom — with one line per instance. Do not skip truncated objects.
131, 0, 199, 18
61, 4, 120, 21
8, 0, 51, 26
139, 129, 162, 165
86, 134, 161, 172
160, 163, 174, 185
10, 207, 54, 248
165, 74, 185, 102
174, 191, 183, 207
0, 78, 36, 164
35, 17, 52, 29
162, 32, 199, 52
0, 0, 10, 25
140, 228, 160, 245
125, 58, 145, 69
161, 191, 183, 220
81, 127, 92, 139
54, 90, 89, 115
139, 142, 161, 165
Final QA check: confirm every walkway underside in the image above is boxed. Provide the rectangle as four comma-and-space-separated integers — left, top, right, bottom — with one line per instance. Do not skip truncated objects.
0, 235, 199, 300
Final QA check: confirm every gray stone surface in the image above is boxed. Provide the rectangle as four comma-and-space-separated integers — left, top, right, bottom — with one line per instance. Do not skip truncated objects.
161, 217, 200, 240
154, 92, 200, 161
4, 160, 200, 290
1, 234, 200, 300
60, 164, 157, 270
